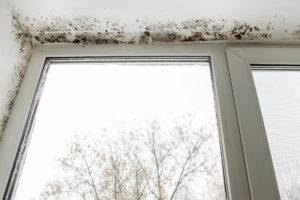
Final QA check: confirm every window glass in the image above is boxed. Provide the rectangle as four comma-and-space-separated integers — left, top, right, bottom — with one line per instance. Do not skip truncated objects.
252, 70, 300, 200
14, 61, 226, 200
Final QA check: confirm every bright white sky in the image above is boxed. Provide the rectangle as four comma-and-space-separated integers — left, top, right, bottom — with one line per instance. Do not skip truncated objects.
253, 71, 300, 197
13, 62, 220, 200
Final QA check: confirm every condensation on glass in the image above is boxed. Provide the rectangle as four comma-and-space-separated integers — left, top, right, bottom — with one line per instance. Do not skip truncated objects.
13, 58, 226, 200
252, 68, 300, 200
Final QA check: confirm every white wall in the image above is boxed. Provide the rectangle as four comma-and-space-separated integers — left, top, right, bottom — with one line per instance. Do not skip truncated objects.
0, 0, 28, 137
10, 0, 300, 40
9, 0, 300, 27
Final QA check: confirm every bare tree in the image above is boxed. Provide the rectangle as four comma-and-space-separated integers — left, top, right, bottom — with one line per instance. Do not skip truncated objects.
124, 118, 223, 200
40, 116, 225, 200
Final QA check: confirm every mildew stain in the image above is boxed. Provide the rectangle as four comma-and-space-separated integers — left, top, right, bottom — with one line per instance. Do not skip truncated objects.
292, 29, 300, 39
0, 10, 33, 138
0, 48, 32, 138
1, 9, 275, 137
12, 10, 273, 47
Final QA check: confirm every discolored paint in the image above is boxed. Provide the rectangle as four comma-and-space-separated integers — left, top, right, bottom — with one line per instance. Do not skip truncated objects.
0, 8, 298, 137
0, 43, 32, 139
0, 9, 276, 137
12, 12, 273, 47
292, 30, 300, 39
0, 10, 33, 138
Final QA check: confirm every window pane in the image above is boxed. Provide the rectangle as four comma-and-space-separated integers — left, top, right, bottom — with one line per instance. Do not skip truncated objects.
14, 61, 226, 200
252, 70, 300, 200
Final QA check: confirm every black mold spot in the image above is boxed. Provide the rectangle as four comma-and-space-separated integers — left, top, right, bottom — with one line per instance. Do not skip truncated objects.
11, 11, 274, 47
144, 31, 150, 37
4, 10, 278, 137
3, 8, 295, 137
1, 9, 33, 137
139, 35, 150, 44
73, 39, 80, 43
185, 32, 205, 41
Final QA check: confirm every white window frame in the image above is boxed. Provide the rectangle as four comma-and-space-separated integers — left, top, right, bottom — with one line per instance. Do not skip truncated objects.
2, 43, 297, 200
226, 46, 300, 200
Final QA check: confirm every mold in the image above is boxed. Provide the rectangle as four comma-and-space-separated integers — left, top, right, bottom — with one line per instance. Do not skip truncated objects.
11, 11, 274, 47
0, 8, 280, 137
292, 30, 300, 39
0, 10, 33, 138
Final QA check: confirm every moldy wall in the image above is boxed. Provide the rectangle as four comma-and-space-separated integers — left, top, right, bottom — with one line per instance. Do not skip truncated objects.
1, 0, 300, 138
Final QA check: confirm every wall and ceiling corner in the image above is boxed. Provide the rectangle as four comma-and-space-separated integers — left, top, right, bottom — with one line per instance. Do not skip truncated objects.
1, 0, 300, 139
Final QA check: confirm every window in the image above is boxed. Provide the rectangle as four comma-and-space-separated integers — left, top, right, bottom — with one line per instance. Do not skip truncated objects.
7, 44, 300, 200
14, 58, 228, 199
226, 47, 300, 200
252, 67, 300, 200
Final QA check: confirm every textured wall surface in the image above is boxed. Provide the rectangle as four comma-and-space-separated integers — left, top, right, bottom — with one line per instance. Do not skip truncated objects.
1, 0, 300, 137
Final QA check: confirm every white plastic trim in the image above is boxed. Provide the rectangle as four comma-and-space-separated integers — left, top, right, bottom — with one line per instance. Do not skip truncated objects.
0, 43, 251, 199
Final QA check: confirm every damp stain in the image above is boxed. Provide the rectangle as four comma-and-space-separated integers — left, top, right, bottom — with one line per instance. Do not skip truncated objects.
0, 10, 33, 138
292, 29, 300, 39
0, 9, 280, 137
0, 41, 32, 139
12, 10, 274, 47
